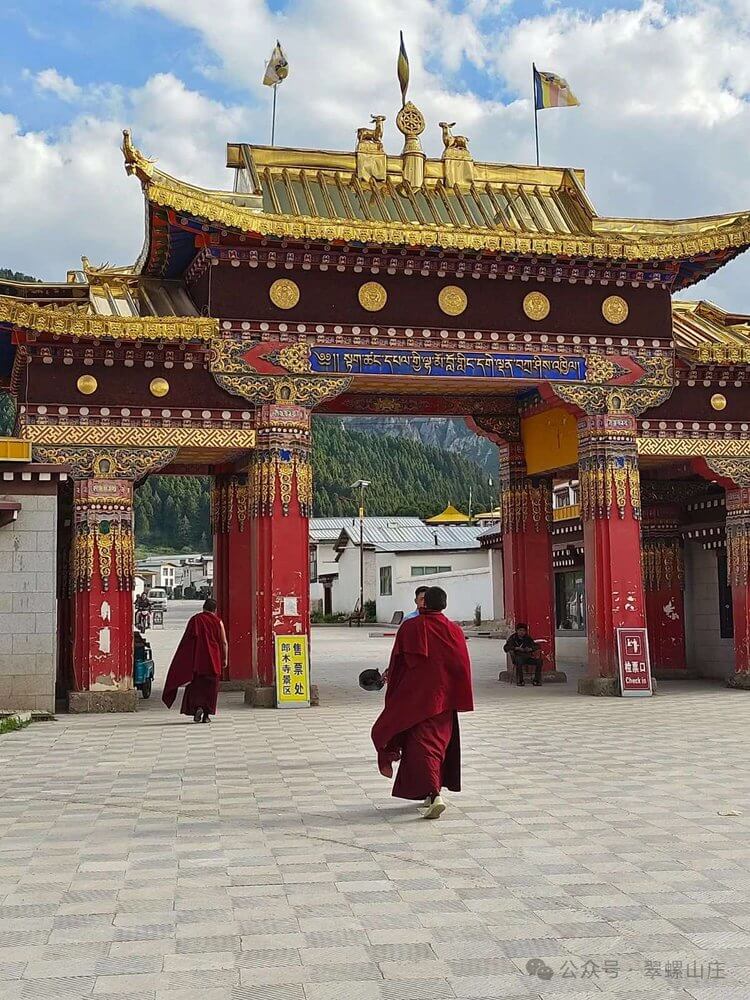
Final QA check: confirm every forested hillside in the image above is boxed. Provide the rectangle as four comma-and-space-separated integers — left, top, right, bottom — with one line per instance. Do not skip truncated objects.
0, 269, 39, 282
134, 417, 495, 551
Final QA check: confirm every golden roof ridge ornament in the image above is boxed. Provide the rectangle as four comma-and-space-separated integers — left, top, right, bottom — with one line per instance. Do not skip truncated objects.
396, 101, 426, 189
355, 114, 387, 182
121, 129, 155, 181
439, 120, 474, 188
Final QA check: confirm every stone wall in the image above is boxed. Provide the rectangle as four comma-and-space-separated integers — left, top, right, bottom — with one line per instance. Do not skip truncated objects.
0, 492, 58, 712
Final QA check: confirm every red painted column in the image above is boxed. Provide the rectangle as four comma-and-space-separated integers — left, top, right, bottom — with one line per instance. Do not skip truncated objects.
71, 478, 136, 707
578, 413, 647, 691
726, 487, 750, 678
212, 473, 254, 682
499, 442, 556, 673
250, 405, 312, 687
642, 504, 687, 673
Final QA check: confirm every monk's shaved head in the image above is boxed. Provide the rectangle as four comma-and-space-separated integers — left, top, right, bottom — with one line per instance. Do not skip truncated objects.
424, 587, 447, 611
203, 598, 217, 613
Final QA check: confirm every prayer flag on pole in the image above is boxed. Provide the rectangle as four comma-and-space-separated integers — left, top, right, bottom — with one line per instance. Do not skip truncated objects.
397, 31, 410, 105
533, 67, 579, 110
263, 40, 289, 87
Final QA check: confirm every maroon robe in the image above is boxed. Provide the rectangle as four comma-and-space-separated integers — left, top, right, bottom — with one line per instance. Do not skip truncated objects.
371, 609, 474, 799
162, 611, 224, 716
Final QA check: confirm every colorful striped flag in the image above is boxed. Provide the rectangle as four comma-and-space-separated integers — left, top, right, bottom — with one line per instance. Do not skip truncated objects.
397, 31, 410, 105
534, 67, 579, 110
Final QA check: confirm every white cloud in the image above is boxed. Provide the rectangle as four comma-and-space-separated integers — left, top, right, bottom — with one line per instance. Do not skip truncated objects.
30, 68, 82, 102
4, 1, 750, 307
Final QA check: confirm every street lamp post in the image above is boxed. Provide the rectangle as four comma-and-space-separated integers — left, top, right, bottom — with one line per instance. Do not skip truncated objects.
351, 480, 371, 624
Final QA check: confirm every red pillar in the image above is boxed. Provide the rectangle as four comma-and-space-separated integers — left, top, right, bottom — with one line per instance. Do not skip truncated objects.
642, 504, 687, 673
250, 404, 312, 688
499, 442, 557, 675
212, 474, 254, 683
726, 487, 750, 678
70, 478, 136, 710
578, 413, 647, 692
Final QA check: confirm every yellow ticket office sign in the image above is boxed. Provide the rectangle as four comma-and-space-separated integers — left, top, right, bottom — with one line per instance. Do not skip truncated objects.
275, 635, 311, 708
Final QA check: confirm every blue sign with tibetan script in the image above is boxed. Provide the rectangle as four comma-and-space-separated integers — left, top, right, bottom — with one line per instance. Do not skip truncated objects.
309, 346, 586, 381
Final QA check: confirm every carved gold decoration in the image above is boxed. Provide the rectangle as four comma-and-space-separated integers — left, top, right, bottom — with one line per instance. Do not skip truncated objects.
637, 438, 750, 458
523, 291, 550, 322
33, 445, 177, 480
439, 122, 473, 187
73, 523, 96, 593
96, 520, 114, 592
138, 167, 750, 261
248, 450, 312, 518
26, 424, 256, 450
356, 114, 386, 148
711, 393, 727, 411
578, 416, 641, 520
149, 377, 170, 398
276, 342, 311, 374
358, 281, 387, 312
355, 115, 387, 181
602, 295, 629, 325
212, 474, 252, 534
0, 297, 217, 342
438, 285, 467, 316
215, 371, 350, 407
706, 458, 750, 487
698, 343, 750, 364
396, 101, 426, 139
585, 354, 626, 384
396, 101, 426, 188
269, 278, 300, 310
500, 480, 552, 534
112, 521, 135, 591
554, 383, 673, 416
77, 375, 98, 396
642, 538, 684, 591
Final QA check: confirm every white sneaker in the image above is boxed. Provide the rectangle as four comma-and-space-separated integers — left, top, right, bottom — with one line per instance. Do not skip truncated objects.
423, 795, 446, 820
419, 796, 432, 809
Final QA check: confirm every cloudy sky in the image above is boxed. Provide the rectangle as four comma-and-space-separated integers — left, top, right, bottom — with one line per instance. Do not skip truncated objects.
3, 0, 750, 310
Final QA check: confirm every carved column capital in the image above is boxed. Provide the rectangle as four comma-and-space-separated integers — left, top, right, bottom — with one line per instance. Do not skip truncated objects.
577, 413, 641, 520
33, 446, 176, 481
250, 404, 313, 518
71, 478, 135, 594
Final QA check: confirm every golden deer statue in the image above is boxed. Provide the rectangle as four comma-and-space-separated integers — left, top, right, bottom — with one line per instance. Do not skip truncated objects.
438, 121, 469, 152
357, 115, 386, 146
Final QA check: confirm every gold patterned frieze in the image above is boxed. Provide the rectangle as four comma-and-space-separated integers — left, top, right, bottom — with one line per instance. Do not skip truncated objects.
0, 297, 218, 342
522, 291, 550, 322
637, 437, 750, 458
358, 281, 387, 312
33, 446, 177, 480
642, 537, 684, 591
438, 285, 467, 316
25, 424, 257, 450
215, 371, 350, 407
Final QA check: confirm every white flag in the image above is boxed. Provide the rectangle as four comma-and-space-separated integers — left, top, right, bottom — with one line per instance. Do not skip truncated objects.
263, 40, 289, 87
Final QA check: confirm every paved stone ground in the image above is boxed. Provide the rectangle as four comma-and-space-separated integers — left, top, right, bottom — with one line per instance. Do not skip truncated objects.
2, 607, 750, 999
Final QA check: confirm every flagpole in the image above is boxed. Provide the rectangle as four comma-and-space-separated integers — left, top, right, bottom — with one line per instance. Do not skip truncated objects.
532, 63, 540, 166
271, 83, 278, 146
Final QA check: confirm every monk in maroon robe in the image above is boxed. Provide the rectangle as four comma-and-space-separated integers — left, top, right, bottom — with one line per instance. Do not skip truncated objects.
371, 586, 473, 819
162, 598, 228, 723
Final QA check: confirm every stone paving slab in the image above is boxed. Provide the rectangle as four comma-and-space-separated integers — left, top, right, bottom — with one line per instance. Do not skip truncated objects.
2, 623, 750, 999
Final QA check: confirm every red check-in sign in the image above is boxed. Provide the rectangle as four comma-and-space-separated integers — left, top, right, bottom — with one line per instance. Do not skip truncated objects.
616, 627, 653, 697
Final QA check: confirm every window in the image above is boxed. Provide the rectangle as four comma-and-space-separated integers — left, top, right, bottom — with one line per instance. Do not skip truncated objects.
555, 570, 586, 633
379, 565, 392, 596
717, 548, 734, 639
410, 565, 451, 577
309, 546, 318, 584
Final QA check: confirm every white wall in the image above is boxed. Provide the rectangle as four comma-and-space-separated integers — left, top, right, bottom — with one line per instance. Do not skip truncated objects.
0, 493, 57, 713
489, 548, 504, 622
331, 546, 377, 614
375, 550, 495, 623
684, 542, 735, 679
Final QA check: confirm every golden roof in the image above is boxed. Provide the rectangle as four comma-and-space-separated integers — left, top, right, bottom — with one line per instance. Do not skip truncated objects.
425, 504, 471, 524
672, 300, 750, 363
122, 128, 750, 270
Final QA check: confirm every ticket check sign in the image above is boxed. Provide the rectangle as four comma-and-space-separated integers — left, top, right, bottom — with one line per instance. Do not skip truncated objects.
275, 635, 311, 708
616, 627, 653, 697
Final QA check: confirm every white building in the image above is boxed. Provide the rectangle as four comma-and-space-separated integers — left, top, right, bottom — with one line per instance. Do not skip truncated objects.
136, 553, 214, 597
309, 517, 501, 623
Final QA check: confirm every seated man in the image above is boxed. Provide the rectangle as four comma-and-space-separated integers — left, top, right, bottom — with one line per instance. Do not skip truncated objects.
503, 622, 543, 687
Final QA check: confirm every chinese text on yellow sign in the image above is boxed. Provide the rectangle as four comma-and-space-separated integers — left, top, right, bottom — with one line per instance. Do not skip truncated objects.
275, 635, 310, 708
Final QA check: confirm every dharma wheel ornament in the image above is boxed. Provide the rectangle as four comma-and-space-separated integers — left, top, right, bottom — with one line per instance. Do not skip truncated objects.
523, 291, 550, 321
269, 278, 300, 309
76, 375, 98, 395
358, 281, 387, 312
149, 378, 170, 398
438, 285, 467, 316
602, 295, 629, 325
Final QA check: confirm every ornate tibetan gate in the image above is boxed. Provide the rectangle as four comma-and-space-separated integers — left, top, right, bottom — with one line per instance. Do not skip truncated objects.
2, 99, 750, 708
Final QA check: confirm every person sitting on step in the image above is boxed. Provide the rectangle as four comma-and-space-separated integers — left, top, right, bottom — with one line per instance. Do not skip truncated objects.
504, 623, 543, 687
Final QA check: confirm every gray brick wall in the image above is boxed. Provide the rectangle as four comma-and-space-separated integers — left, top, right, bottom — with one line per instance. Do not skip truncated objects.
684, 541, 735, 679
0, 493, 57, 712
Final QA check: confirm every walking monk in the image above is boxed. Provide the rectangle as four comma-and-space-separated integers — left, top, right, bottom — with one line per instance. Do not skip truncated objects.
162, 598, 228, 723
371, 586, 473, 819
